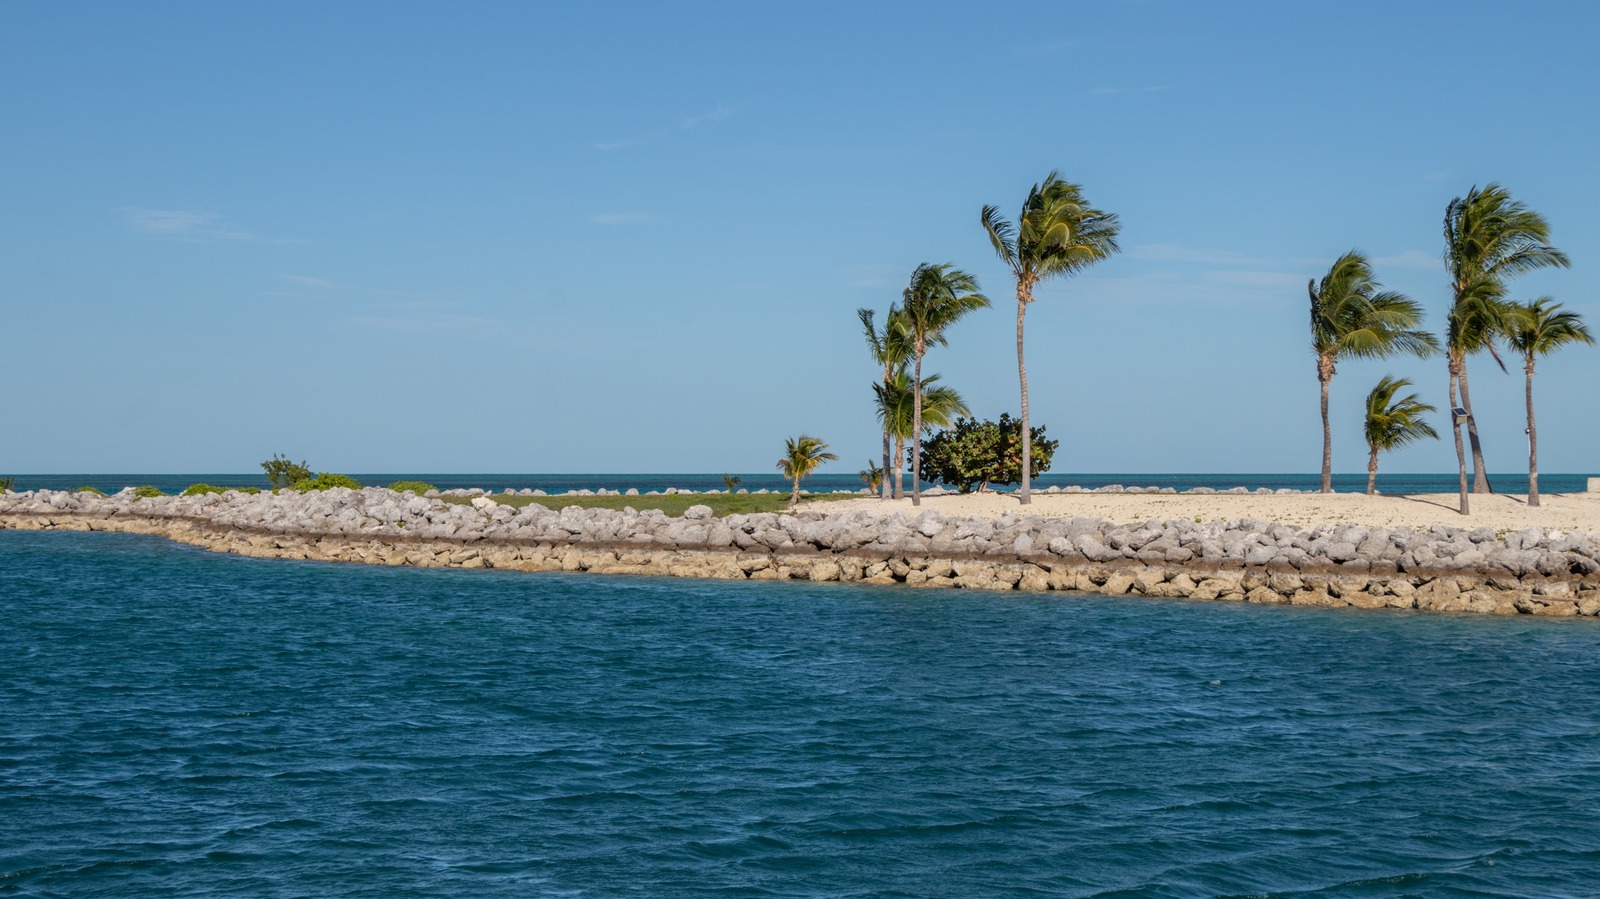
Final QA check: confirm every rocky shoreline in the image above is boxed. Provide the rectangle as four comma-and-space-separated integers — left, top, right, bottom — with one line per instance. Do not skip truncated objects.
3, 487, 1599, 617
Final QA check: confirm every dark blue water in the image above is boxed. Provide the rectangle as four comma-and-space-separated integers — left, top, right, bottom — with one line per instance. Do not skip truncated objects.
5, 532, 1600, 896
7, 472, 1591, 496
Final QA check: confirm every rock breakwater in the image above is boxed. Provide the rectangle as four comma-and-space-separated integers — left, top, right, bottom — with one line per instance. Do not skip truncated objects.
3, 488, 1598, 617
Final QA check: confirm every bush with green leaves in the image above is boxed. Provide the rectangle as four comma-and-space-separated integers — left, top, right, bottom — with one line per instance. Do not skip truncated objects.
291, 472, 362, 492
918, 414, 1059, 494
131, 486, 165, 499
261, 453, 313, 490
387, 481, 436, 496
183, 483, 223, 496
76, 486, 107, 496
0, 476, 14, 491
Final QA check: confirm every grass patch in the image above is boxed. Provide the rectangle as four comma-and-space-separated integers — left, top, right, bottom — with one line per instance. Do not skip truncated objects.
438, 492, 862, 516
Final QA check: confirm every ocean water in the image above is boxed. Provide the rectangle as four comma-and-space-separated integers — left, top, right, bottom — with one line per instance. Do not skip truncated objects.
4, 531, 1600, 896
7, 471, 1593, 496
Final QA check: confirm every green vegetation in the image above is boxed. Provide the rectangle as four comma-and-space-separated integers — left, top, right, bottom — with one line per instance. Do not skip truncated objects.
440, 491, 858, 517
1308, 251, 1437, 494
900, 262, 989, 507
261, 453, 313, 490
859, 304, 913, 499
291, 473, 362, 492
0, 476, 13, 492
181, 484, 262, 496
981, 172, 1120, 504
1363, 377, 1439, 496
1505, 298, 1593, 507
777, 435, 838, 510
76, 486, 108, 496
132, 486, 164, 499
388, 480, 437, 496
873, 370, 968, 499
919, 414, 1059, 494
721, 474, 742, 492
858, 460, 883, 494
1443, 184, 1569, 513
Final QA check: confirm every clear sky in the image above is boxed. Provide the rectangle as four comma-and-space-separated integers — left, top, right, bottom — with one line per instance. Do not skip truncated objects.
3, 1, 1596, 476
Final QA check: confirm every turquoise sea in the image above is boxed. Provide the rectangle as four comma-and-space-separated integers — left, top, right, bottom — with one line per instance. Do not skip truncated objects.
4, 530, 1600, 896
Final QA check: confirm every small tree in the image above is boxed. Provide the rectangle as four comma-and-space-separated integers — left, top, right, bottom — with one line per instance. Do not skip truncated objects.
721, 473, 743, 492
919, 414, 1059, 494
1363, 376, 1438, 495
858, 460, 884, 494
776, 435, 838, 509
261, 453, 313, 490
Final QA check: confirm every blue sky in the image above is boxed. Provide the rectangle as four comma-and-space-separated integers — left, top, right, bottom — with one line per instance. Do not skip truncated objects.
3, 1, 1596, 476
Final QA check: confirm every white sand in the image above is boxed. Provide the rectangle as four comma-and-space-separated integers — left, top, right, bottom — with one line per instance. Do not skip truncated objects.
818, 490, 1600, 533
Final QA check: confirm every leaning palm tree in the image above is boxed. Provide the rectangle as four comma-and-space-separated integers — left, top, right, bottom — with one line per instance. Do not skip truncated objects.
901, 262, 989, 506
1363, 376, 1439, 495
1308, 251, 1438, 493
859, 305, 912, 500
776, 435, 838, 510
1443, 184, 1570, 510
873, 370, 969, 498
981, 172, 1120, 504
1505, 297, 1593, 507
857, 460, 884, 494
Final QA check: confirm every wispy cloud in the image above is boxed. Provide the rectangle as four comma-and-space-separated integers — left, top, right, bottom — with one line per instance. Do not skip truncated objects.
1126, 243, 1273, 266
587, 212, 653, 226
280, 273, 339, 289
1371, 249, 1440, 270
681, 104, 730, 129
123, 207, 254, 241
1091, 85, 1167, 96
593, 103, 731, 152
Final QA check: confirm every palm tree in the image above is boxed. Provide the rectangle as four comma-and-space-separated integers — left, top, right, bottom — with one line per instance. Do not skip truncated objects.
901, 263, 989, 506
1308, 251, 1438, 493
1505, 298, 1593, 507
859, 305, 912, 499
1363, 376, 1439, 495
873, 370, 970, 498
857, 460, 884, 494
982, 172, 1120, 504
776, 435, 838, 510
1443, 184, 1570, 511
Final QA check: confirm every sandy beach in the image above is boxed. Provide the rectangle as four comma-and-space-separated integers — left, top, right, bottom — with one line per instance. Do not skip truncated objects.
821, 490, 1600, 533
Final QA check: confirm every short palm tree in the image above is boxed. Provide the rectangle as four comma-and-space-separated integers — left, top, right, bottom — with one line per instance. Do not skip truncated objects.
776, 435, 838, 510
1505, 297, 1593, 507
901, 262, 989, 506
981, 172, 1120, 504
1443, 184, 1569, 512
859, 305, 912, 499
1308, 251, 1437, 493
1363, 376, 1439, 495
857, 460, 884, 494
873, 370, 969, 498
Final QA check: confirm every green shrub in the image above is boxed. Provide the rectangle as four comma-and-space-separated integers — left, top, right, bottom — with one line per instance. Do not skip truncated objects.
131, 486, 164, 499
261, 453, 313, 490
182, 484, 223, 496
388, 480, 436, 496
291, 472, 362, 492
919, 414, 1060, 494
76, 486, 107, 496
0, 476, 14, 491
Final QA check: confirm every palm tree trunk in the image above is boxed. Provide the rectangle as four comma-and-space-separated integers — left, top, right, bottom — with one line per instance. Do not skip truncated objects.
1318, 359, 1333, 493
1367, 448, 1379, 496
1016, 286, 1032, 505
881, 366, 893, 500
1526, 360, 1539, 508
893, 435, 905, 499
1459, 364, 1492, 494
790, 476, 800, 510
911, 351, 924, 507
1450, 362, 1469, 515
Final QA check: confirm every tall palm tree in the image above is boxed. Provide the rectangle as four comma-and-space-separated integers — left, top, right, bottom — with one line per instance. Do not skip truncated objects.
981, 172, 1120, 504
901, 263, 989, 507
858, 305, 912, 500
1363, 376, 1439, 495
1443, 184, 1570, 511
1505, 297, 1593, 507
1308, 251, 1438, 493
776, 435, 838, 510
873, 370, 969, 498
